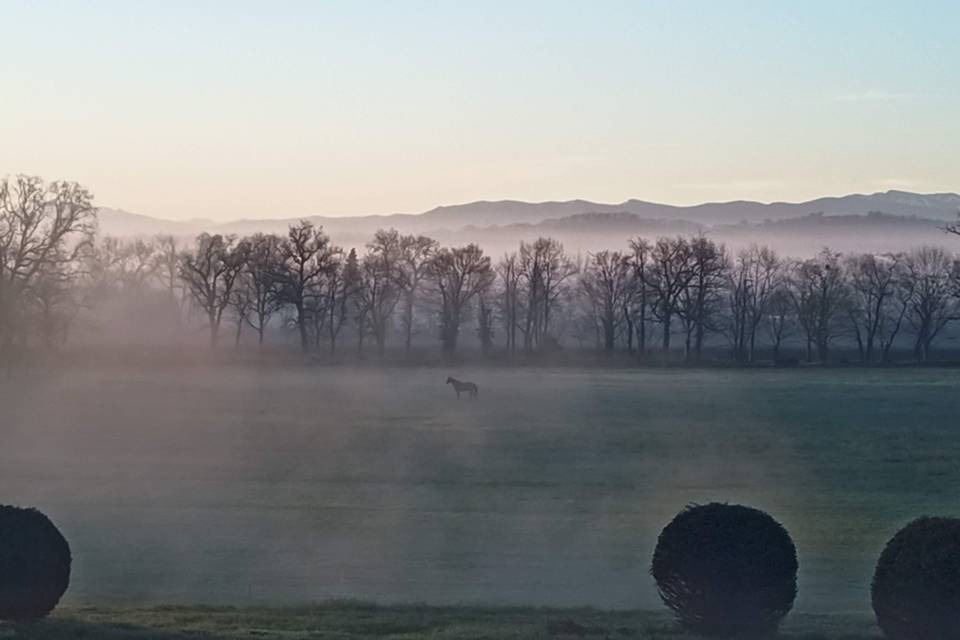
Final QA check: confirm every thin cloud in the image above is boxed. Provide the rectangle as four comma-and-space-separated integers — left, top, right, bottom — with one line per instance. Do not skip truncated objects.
830, 90, 924, 103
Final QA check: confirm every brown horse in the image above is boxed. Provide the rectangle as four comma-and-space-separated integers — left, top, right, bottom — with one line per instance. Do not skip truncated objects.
446, 376, 478, 399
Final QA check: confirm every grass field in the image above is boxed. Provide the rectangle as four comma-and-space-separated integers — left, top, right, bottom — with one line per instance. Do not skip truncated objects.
1, 363, 958, 615
7, 602, 879, 639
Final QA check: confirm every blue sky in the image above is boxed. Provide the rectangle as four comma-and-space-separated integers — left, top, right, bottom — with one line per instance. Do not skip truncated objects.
2, 1, 957, 219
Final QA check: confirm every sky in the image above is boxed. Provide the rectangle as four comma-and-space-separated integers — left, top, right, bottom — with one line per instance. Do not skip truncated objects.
2, 1, 958, 221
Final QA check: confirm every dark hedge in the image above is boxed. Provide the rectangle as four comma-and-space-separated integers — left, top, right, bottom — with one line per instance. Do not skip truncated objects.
0, 505, 72, 621
651, 503, 798, 638
872, 517, 960, 640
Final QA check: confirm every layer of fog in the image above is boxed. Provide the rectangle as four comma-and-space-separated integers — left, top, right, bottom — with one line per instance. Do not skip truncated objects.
3, 365, 955, 612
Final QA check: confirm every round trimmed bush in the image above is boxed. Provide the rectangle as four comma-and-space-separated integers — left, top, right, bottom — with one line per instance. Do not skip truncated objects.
651, 503, 798, 638
872, 517, 960, 640
0, 505, 72, 621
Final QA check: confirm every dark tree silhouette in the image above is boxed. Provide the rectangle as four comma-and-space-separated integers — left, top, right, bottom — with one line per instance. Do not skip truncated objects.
397, 233, 438, 355
651, 503, 798, 638
324, 247, 358, 354
497, 251, 522, 354
178, 233, 245, 348
648, 237, 695, 351
359, 229, 404, 356
0, 176, 96, 356
517, 237, 577, 351
628, 238, 653, 355
678, 237, 727, 359
152, 234, 183, 309
791, 249, 848, 362
728, 245, 782, 363
845, 253, 907, 363
580, 251, 632, 351
277, 221, 337, 352
903, 246, 957, 362
237, 233, 284, 347
428, 244, 493, 354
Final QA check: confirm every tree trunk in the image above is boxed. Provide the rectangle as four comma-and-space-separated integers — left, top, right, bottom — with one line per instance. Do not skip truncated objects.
604, 320, 615, 351
209, 312, 219, 349
375, 325, 386, 357
403, 294, 414, 355
297, 304, 309, 352
638, 298, 646, 355
694, 320, 705, 359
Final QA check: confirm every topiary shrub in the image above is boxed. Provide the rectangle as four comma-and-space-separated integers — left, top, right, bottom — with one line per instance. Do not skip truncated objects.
651, 503, 798, 638
0, 505, 72, 621
872, 517, 960, 640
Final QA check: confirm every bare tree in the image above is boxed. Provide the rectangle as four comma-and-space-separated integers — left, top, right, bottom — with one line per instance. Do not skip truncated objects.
152, 234, 183, 310
497, 252, 522, 354
677, 237, 727, 359
427, 244, 494, 354
26, 251, 87, 350
0, 175, 97, 354
727, 245, 782, 362
237, 233, 284, 347
628, 238, 653, 356
877, 264, 912, 364
277, 221, 337, 352
358, 229, 404, 356
477, 290, 495, 355
579, 251, 632, 351
903, 246, 958, 362
87, 236, 128, 298
179, 233, 245, 348
845, 253, 907, 363
325, 247, 358, 355
647, 237, 695, 351
765, 287, 794, 361
227, 245, 255, 350
517, 238, 577, 351
791, 250, 848, 363
121, 239, 159, 292
397, 233, 438, 355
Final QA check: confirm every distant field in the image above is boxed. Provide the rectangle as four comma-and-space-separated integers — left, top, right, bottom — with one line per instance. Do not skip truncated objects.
1, 364, 958, 613
12, 603, 877, 639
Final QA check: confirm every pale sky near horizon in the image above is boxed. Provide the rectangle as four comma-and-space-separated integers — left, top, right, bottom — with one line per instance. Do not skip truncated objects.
2, 1, 958, 220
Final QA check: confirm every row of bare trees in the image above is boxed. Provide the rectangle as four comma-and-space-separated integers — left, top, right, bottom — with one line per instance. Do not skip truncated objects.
6, 175, 960, 363
169, 225, 960, 363
576, 239, 960, 363
174, 225, 417, 353
173, 223, 497, 355
0, 176, 97, 353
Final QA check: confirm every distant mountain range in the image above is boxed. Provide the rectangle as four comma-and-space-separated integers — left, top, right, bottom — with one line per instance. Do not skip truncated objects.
96, 190, 960, 257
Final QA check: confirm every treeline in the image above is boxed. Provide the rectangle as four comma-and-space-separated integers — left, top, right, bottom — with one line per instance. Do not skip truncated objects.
4, 175, 960, 364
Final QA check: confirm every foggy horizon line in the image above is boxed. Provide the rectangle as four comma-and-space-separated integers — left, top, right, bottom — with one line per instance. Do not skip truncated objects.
98, 187, 960, 225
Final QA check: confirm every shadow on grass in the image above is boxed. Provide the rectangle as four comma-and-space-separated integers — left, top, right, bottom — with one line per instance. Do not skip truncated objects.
0, 605, 883, 640
3, 618, 191, 639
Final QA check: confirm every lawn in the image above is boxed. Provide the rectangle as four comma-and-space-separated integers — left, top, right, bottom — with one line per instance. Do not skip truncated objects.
7, 603, 880, 639
1, 364, 957, 614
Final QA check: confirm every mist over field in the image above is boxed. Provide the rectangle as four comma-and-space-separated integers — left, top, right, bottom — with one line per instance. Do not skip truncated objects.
2, 364, 957, 613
